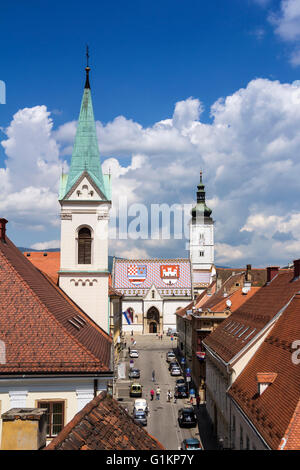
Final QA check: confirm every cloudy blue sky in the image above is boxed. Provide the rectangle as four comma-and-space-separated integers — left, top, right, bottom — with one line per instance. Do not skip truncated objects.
1, 0, 300, 267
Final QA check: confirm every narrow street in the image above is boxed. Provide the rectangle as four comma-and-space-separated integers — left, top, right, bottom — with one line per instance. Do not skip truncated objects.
115, 334, 207, 450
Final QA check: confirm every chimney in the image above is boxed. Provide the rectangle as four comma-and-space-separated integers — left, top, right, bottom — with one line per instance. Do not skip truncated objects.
1, 408, 47, 450
266, 266, 279, 283
0, 218, 8, 243
294, 259, 300, 279
246, 264, 252, 283
256, 373, 277, 396
243, 264, 252, 292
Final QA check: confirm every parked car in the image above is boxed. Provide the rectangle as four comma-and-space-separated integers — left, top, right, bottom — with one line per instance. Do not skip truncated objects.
128, 368, 140, 379
129, 350, 139, 358
129, 383, 143, 397
171, 366, 181, 376
181, 438, 202, 450
176, 378, 186, 386
174, 384, 188, 398
166, 351, 176, 362
133, 410, 147, 426
133, 398, 148, 414
178, 406, 197, 427
168, 361, 179, 371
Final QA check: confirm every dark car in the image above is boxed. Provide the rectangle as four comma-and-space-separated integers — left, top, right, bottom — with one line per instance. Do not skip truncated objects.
174, 384, 188, 399
128, 368, 140, 379
178, 406, 197, 428
133, 410, 147, 426
168, 361, 179, 371
176, 378, 186, 386
181, 438, 202, 450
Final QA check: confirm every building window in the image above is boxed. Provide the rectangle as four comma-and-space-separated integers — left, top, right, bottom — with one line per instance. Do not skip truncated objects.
78, 227, 91, 264
37, 401, 65, 438
199, 251, 204, 257
152, 290, 155, 299
240, 425, 243, 450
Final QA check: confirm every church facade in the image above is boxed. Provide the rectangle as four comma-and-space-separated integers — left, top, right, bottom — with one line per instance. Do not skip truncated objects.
112, 173, 216, 334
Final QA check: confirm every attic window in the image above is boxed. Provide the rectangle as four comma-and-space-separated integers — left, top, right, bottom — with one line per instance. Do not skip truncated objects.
233, 325, 245, 336
244, 328, 256, 341
238, 326, 249, 338
43, 253, 47, 257
26, 253, 30, 257
256, 373, 277, 395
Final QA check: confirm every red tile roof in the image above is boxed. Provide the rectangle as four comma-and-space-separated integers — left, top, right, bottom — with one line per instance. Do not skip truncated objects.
0, 236, 112, 374
216, 268, 267, 287
228, 293, 300, 450
45, 391, 165, 450
203, 270, 300, 363
23, 251, 60, 284
210, 287, 261, 313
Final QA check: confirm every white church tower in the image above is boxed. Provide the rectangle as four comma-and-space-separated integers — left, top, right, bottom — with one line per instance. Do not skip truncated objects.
189, 172, 215, 293
58, 57, 111, 332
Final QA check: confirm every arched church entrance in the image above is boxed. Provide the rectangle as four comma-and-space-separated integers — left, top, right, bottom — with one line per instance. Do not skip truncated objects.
146, 307, 160, 334
149, 322, 157, 333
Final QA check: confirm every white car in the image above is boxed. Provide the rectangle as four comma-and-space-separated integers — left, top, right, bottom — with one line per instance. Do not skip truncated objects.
133, 398, 148, 414
171, 367, 181, 376
129, 350, 139, 358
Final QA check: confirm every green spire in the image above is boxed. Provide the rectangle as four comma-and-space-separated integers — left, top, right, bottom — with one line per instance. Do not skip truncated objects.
191, 171, 212, 219
59, 58, 108, 200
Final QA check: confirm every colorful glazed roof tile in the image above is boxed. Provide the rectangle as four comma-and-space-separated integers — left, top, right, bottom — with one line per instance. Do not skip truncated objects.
113, 258, 192, 296
228, 293, 300, 450
203, 269, 300, 364
0, 235, 112, 374
45, 391, 164, 450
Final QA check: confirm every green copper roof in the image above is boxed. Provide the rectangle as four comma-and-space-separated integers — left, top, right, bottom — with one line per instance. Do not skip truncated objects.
191, 171, 212, 219
59, 68, 109, 200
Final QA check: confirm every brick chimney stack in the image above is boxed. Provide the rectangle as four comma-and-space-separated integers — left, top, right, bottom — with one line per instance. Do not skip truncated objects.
0, 218, 8, 243
267, 266, 279, 283
1, 408, 47, 450
293, 259, 300, 279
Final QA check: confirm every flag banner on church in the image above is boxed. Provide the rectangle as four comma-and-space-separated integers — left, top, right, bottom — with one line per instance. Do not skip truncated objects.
160, 265, 179, 285
127, 265, 147, 285
123, 308, 133, 324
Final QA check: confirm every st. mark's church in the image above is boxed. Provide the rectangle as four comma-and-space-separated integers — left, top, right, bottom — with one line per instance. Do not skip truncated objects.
51, 63, 216, 335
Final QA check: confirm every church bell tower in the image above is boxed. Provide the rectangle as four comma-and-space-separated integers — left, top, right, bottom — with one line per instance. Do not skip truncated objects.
189, 172, 215, 291
58, 53, 111, 332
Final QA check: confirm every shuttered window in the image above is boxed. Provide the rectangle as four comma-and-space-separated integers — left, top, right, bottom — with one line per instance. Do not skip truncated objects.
78, 227, 91, 264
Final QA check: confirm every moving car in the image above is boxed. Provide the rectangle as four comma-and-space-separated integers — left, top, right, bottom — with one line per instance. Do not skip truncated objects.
133, 410, 147, 426
174, 384, 188, 398
170, 366, 181, 376
129, 383, 143, 397
178, 406, 197, 427
181, 438, 202, 450
128, 368, 140, 379
166, 351, 176, 362
129, 350, 139, 358
133, 398, 148, 414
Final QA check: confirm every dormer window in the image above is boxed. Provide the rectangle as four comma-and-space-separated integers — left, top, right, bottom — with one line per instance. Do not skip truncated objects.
256, 373, 277, 396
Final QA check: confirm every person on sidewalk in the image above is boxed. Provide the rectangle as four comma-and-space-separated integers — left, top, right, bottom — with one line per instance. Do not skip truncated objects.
167, 390, 172, 402
150, 389, 155, 401
156, 387, 161, 400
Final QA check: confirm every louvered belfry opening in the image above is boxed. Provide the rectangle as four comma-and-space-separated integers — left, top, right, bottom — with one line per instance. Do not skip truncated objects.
78, 227, 92, 264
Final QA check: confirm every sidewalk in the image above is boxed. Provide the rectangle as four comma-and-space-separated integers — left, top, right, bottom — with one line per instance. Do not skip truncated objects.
194, 403, 219, 450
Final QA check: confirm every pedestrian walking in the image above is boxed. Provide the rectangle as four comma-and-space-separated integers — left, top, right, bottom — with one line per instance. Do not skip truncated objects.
152, 370, 155, 382
128, 346, 130, 354
174, 395, 177, 404
167, 390, 172, 402
150, 389, 155, 401
131, 329, 133, 336
133, 340, 136, 346
156, 387, 161, 400
160, 333, 163, 340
